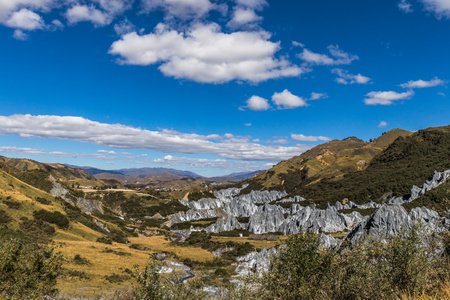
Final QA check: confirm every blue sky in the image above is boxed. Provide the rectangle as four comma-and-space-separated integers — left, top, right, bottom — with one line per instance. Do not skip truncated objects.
0, 0, 449, 176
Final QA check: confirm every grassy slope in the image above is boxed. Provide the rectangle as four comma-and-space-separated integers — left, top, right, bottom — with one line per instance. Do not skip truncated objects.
298, 125, 450, 208
241, 129, 412, 193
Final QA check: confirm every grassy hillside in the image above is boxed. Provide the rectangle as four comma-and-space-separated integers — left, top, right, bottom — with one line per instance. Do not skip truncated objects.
295, 126, 450, 208
241, 129, 412, 194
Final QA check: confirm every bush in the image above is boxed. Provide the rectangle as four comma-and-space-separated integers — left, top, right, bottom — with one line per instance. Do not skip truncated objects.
2, 199, 21, 209
35, 197, 52, 205
33, 209, 70, 229
73, 254, 91, 265
0, 239, 62, 299
0, 210, 12, 224
259, 226, 449, 300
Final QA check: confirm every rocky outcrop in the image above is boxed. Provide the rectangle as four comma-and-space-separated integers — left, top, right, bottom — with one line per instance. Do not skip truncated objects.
346, 204, 448, 242
389, 170, 450, 205
168, 169, 450, 238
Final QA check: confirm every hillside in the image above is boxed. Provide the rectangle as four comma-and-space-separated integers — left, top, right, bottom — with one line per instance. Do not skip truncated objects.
239, 125, 448, 209
242, 129, 412, 193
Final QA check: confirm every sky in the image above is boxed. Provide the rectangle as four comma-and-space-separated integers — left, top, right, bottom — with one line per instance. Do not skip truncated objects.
0, 0, 449, 177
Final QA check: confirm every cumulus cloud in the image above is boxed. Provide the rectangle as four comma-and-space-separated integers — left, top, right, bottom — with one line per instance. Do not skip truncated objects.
398, 0, 414, 13
332, 68, 371, 85
244, 96, 271, 111
5, 8, 44, 30
298, 45, 358, 66
13, 29, 28, 40
309, 92, 328, 100
420, 0, 450, 18
66, 5, 112, 26
378, 121, 388, 128
0, 114, 313, 162
291, 134, 331, 142
0, 0, 54, 24
364, 90, 414, 105
400, 77, 447, 88
66, 0, 132, 27
141, 0, 219, 20
272, 89, 308, 109
109, 23, 303, 83
227, 0, 267, 28
113, 18, 135, 35
227, 8, 262, 28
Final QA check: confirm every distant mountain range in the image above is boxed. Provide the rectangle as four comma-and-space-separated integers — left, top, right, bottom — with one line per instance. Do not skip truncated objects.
70, 165, 265, 186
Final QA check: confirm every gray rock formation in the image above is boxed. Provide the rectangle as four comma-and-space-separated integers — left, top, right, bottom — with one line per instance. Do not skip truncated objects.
346, 204, 448, 242
389, 170, 450, 204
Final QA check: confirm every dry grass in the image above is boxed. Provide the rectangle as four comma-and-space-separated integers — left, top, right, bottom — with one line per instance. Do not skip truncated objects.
54, 235, 216, 297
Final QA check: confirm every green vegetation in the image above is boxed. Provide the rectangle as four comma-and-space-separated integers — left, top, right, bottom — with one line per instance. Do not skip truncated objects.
171, 218, 217, 230
338, 207, 378, 216
0, 210, 12, 224
16, 169, 53, 193
295, 126, 450, 208
35, 197, 52, 205
73, 254, 91, 265
403, 180, 450, 212
33, 209, 70, 229
0, 239, 62, 299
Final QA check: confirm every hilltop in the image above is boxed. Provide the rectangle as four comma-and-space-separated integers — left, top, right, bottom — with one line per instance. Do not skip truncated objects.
241, 128, 412, 193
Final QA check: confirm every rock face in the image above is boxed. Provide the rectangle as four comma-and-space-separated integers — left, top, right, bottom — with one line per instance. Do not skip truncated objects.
346, 204, 448, 242
167, 169, 450, 239
168, 187, 367, 235
50, 181, 103, 214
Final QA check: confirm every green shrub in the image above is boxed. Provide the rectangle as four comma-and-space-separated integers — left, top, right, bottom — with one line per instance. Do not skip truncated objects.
0, 210, 12, 224
2, 199, 22, 209
73, 254, 91, 265
35, 197, 52, 205
97, 236, 113, 244
33, 209, 70, 229
0, 239, 62, 299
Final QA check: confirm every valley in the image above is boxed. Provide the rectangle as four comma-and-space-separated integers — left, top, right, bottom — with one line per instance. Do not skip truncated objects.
1, 125, 450, 299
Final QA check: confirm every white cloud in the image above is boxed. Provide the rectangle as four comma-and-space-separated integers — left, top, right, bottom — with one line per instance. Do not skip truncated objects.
153, 155, 271, 173
244, 96, 271, 111
244, 123, 252, 126
114, 18, 135, 35
364, 90, 414, 105
141, 0, 217, 19
0, 0, 54, 24
13, 29, 28, 40
271, 139, 289, 144
291, 134, 331, 142
400, 77, 447, 88
398, 0, 413, 13
309, 92, 328, 100
292, 41, 305, 48
0, 114, 313, 162
66, 5, 112, 26
298, 45, 359, 66
272, 89, 308, 109
378, 121, 388, 128
227, 8, 262, 28
235, 0, 268, 10
438, 92, 446, 97
420, 0, 450, 18
332, 68, 371, 84
5, 8, 44, 30
109, 22, 303, 83
66, 0, 132, 27
97, 149, 117, 154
